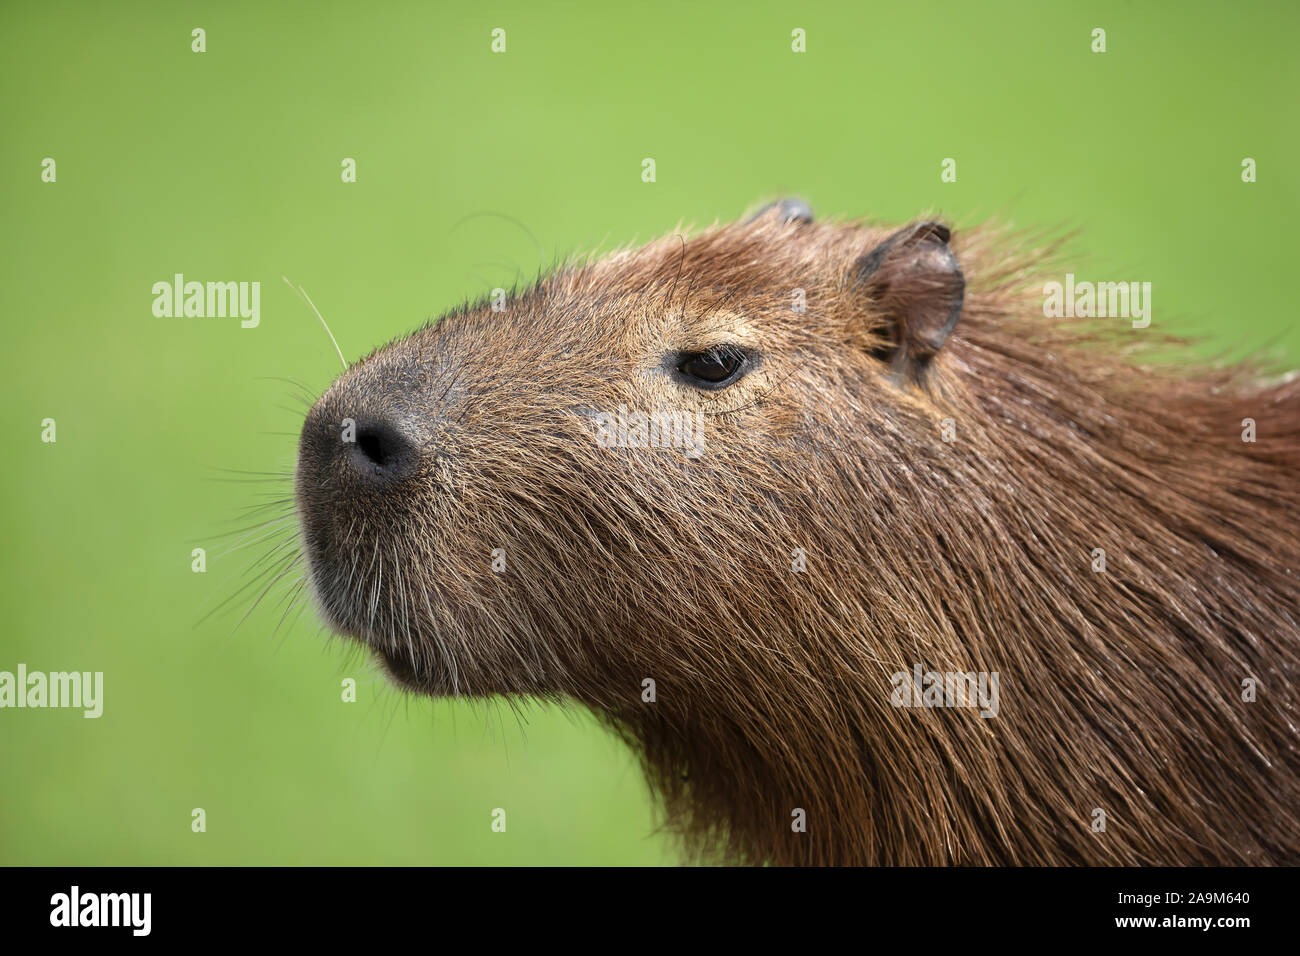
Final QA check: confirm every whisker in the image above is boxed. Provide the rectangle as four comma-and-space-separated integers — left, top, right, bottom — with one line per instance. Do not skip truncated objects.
210, 518, 299, 560
283, 275, 348, 371
197, 539, 301, 625
235, 553, 305, 633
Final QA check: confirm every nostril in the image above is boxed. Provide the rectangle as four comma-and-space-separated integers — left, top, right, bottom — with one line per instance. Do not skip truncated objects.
348, 420, 416, 479
356, 426, 395, 467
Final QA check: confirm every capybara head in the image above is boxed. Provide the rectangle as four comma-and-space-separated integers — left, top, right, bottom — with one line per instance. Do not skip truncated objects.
295, 202, 1300, 866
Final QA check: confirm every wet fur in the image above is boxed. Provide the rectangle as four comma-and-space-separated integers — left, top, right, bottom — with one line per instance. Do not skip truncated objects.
296, 214, 1300, 865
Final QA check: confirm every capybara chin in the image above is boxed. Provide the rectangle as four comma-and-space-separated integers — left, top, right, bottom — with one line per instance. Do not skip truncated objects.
294, 201, 1300, 866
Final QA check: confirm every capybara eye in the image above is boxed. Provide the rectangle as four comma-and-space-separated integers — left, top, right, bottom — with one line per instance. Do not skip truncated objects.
675, 346, 751, 389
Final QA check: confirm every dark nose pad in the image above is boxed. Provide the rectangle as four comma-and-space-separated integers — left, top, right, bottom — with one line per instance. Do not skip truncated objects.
346, 419, 418, 482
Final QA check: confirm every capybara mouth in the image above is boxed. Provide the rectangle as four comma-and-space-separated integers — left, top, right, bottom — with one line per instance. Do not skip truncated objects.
372, 644, 428, 693
298, 539, 450, 695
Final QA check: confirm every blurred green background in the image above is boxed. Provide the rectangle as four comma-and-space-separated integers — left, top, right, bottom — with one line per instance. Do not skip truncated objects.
2, 0, 1296, 865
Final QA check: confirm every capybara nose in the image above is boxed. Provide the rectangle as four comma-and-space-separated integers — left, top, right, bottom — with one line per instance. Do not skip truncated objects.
347, 418, 418, 482
298, 403, 422, 492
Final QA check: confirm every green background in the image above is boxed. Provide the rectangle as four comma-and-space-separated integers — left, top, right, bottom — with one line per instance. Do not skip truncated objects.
2, 0, 1296, 865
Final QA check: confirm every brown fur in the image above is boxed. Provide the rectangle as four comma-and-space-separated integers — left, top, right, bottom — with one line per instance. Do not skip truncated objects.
295, 211, 1300, 865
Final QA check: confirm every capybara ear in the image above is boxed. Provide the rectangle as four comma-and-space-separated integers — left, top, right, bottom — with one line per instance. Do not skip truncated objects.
851, 221, 964, 380
746, 198, 814, 225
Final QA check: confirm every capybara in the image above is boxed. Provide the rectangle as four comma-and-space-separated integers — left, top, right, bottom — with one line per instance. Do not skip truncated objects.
293, 201, 1300, 865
